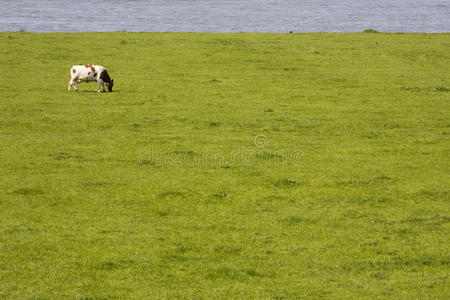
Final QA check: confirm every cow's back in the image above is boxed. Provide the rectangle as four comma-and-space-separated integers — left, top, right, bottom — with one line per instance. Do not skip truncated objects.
70, 64, 105, 82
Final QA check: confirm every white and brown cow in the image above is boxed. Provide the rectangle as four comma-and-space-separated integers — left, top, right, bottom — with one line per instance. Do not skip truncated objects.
68, 64, 114, 93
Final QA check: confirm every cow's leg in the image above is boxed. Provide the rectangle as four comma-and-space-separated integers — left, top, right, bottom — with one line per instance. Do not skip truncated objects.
102, 82, 106, 92
68, 71, 75, 92
97, 79, 103, 93
68, 79, 78, 92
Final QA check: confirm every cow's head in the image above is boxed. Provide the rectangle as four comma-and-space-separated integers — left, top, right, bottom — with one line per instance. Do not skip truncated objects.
107, 79, 114, 92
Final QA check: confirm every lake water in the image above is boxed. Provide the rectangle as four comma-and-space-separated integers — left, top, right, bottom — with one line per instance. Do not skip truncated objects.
1, 0, 449, 33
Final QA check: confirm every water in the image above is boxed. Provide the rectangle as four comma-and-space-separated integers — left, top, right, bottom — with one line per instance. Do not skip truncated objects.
1, 0, 449, 33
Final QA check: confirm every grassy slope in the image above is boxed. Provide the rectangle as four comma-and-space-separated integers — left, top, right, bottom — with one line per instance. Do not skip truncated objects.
0, 32, 449, 299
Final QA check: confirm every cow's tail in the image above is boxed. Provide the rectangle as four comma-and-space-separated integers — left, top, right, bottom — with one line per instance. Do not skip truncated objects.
70, 66, 77, 77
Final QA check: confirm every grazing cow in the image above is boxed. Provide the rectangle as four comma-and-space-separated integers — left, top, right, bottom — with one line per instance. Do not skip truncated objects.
68, 64, 114, 92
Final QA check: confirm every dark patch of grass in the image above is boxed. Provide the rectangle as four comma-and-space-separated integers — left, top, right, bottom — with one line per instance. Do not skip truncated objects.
209, 121, 223, 127
214, 245, 242, 255
211, 192, 231, 199
49, 152, 83, 160
99, 261, 118, 270
206, 266, 266, 280
435, 86, 450, 92
208, 38, 246, 46
339, 175, 393, 186
400, 86, 421, 92
255, 151, 284, 162
371, 271, 386, 280
206, 267, 243, 280
281, 216, 311, 226
171, 150, 199, 157
82, 182, 112, 188
289, 246, 308, 254
376, 174, 391, 180
244, 268, 265, 277
99, 229, 130, 234
174, 245, 191, 254
261, 195, 287, 202
159, 190, 185, 200
119, 259, 135, 264
353, 195, 391, 205
162, 254, 189, 263
157, 210, 170, 217
12, 188, 44, 195
401, 215, 450, 227
383, 123, 400, 129
99, 259, 136, 271
6, 225, 41, 233
138, 159, 154, 165
342, 210, 367, 219
275, 178, 301, 187
338, 179, 373, 186
365, 130, 382, 139
363, 29, 379, 33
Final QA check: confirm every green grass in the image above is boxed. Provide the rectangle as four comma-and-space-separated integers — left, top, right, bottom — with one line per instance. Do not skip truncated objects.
0, 32, 449, 299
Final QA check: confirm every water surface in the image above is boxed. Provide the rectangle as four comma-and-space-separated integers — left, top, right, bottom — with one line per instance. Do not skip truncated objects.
1, 0, 449, 32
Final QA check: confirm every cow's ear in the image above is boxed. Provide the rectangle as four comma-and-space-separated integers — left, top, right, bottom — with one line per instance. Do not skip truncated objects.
112, 79, 114, 83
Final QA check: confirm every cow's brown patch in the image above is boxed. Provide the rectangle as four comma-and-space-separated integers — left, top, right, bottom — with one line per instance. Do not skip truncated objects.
72, 68, 76, 73
88, 71, 91, 75
90, 66, 95, 72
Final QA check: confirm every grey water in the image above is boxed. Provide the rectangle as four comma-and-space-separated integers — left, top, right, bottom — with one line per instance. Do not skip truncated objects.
1, 0, 449, 33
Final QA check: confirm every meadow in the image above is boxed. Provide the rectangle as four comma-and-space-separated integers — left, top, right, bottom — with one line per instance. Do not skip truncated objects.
0, 32, 449, 299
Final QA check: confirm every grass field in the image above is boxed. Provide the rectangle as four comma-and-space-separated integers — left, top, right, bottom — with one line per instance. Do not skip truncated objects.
0, 32, 449, 299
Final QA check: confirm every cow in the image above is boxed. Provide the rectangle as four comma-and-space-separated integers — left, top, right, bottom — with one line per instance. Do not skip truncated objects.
68, 64, 114, 93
